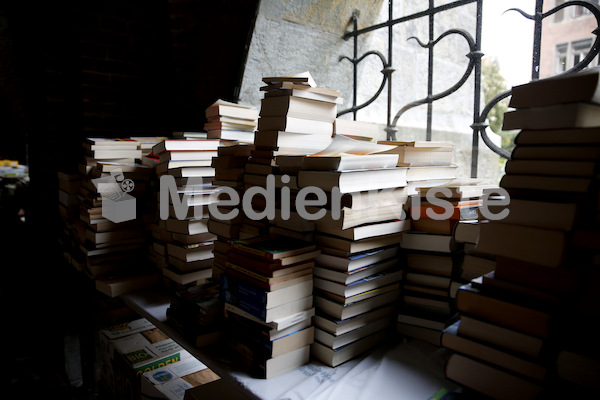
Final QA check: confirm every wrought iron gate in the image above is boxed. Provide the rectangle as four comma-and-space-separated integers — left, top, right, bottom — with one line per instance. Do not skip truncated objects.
338, 0, 600, 177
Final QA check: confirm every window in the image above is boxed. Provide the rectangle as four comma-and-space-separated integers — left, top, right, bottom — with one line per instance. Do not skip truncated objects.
556, 43, 568, 73
572, 38, 594, 68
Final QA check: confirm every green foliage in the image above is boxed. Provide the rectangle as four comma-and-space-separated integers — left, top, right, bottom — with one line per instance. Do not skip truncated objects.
481, 57, 518, 154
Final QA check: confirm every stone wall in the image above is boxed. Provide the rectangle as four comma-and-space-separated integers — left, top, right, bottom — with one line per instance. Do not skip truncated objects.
239, 0, 502, 183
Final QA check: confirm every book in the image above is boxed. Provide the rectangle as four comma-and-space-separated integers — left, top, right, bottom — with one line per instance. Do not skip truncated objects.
95, 273, 159, 297
314, 258, 397, 285
441, 321, 547, 381
397, 309, 458, 331
313, 205, 407, 231
167, 242, 214, 263
313, 304, 397, 336
555, 350, 600, 391
315, 232, 404, 255
223, 263, 312, 292
297, 167, 408, 193
221, 273, 313, 310
301, 154, 399, 171
504, 159, 599, 177
400, 232, 459, 254
205, 99, 258, 121
333, 119, 379, 138
396, 322, 445, 346
230, 236, 317, 260
487, 199, 580, 232
259, 96, 337, 121
253, 130, 332, 152
165, 218, 210, 235
500, 174, 595, 194
510, 145, 600, 160
455, 284, 551, 338
311, 326, 388, 367
405, 165, 458, 182
509, 67, 600, 108
316, 219, 410, 241
314, 317, 391, 350
260, 81, 341, 98
457, 315, 544, 358
514, 127, 600, 145
314, 269, 403, 298
502, 102, 600, 130
405, 252, 454, 277
152, 139, 220, 154
315, 245, 399, 272
262, 71, 317, 87
162, 266, 212, 286
475, 222, 568, 268
315, 288, 401, 320
257, 116, 334, 135
444, 354, 544, 400
265, 87, 343, 104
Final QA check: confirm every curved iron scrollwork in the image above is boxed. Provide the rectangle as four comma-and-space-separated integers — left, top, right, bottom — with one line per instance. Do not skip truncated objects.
392, 29, 478, 130
339, 0, 600, 178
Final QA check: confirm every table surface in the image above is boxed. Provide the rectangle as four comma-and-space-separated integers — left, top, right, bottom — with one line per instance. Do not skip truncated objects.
121, 287, 459, 400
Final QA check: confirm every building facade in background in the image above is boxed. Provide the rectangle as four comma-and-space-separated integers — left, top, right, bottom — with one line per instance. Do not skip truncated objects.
540, 0, 599, 78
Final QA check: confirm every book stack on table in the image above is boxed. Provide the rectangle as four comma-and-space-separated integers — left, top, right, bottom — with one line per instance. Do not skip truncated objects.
294, 150, 410, 367
443, 68, 600, 399
396, 180, 495, 346
219, 235, 319, 378
60, 137, 161, 297
203, 99, 258, 144
151, 138, 221, 290
208, 143, 254, 278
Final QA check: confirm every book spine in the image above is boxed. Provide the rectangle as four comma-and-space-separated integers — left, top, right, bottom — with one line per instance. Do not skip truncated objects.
231, 243, 275, 260
220, 274, 268, 320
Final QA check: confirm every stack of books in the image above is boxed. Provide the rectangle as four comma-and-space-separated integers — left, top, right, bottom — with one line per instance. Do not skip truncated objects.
295, 151, 410, 367
151, 138, 221, 290
443, 69, 600, 399
377, 140, 458, 195
166, 279, 224, 348
396, 181, 493, 345
59, 138, 159, 296
204, 99, 258, 144
208, 143, 254, 277
254, 72, 339, 155
219, 235, 319, 378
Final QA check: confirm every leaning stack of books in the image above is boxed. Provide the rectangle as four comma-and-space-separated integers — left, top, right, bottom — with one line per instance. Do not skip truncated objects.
443, 69, 600, 399
396, 180, 495, 345
151, 138, 221, 290
220, 235, 319, 378
253, 72, 338, 155
204, 99, 258, 144
65, 138, 159, 296
295, 151, 410, 367
208, 143, 254, 278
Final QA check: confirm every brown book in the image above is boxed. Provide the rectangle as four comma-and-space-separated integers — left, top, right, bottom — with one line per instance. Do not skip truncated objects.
456, 284, 551, 338
445, 354, 544, 400
475, 222, 568, 268
442, 322, 547, 381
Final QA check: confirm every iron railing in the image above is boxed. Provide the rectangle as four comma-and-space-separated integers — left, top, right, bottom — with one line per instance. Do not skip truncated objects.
339, 0, 600, 178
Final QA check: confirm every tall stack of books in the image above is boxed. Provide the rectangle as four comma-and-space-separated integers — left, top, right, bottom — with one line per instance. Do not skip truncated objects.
204, 99, 258, 144
151, 138, 220, 290
219, 235, 319, 378
208, 143, 254, 278
60, 138, 159, 296
396, 180, 493, 346
295, 151, 410, 367
443, 69, 600, 399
